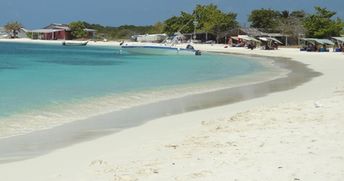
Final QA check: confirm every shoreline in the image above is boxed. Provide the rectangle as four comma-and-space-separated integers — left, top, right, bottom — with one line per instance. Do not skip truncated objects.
0, 51, 285, 139
0, 40, 344, 180
0, 42, 286, 139
0, 51, 311, 163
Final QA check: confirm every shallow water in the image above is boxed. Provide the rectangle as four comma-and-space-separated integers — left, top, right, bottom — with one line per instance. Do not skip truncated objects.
0, 42, 268, 138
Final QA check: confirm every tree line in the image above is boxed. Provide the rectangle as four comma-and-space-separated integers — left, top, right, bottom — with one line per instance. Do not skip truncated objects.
248, 7, 344, 39
4, 4, 344, 40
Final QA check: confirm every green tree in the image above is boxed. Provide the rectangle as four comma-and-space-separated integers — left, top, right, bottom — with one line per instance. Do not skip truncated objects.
4, 21, 23, 38
194, 4, 238, 42
164, 12, 194, 35
303, 6, 344, 38
248, 9, 281, 32
163, 4, 238, 42
290, 10, 306, 19
193, 4, 220, 32
277, 10, 306, 38
280, 10, 290, 19
148, 22, 165, 34
81, 21, 154, 40
69, 21, 87, 39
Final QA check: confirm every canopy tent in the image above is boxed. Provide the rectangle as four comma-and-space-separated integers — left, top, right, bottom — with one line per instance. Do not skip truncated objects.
266, 33, 289, 46
300, 38, 334, 45
259, 37, 283, 44
269, 37, 283, 44
332, 37, 344, 44
231, 35, 260, 42
238, 35, 260, 42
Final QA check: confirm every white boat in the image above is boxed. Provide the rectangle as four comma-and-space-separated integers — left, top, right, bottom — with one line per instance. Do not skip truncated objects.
121, 31, 201, 56
121, 43, 201, 55
62, 41, 88, 46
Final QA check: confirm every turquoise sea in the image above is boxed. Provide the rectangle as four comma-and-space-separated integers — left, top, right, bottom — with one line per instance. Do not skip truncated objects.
0, 42, 270, 137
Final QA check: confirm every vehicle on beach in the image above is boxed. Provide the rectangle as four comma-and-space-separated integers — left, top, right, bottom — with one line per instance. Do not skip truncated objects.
62, 41, 88, 46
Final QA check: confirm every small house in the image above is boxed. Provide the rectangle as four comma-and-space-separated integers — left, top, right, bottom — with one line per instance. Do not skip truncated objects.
29, 23, 96, 40
30, 23, 72, 40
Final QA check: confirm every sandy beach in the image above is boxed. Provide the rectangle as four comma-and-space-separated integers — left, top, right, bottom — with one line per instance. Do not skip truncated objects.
0, 40, 344, 180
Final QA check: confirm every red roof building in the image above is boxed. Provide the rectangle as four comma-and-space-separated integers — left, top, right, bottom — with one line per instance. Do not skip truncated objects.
30, 23, 96, 40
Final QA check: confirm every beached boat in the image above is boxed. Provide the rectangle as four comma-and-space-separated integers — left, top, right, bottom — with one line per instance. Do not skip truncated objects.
121, 44, 201, 56
62, 41, 88, 46
121, 31, 201, 56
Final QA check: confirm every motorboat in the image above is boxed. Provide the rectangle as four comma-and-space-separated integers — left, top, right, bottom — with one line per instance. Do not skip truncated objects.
121, 32, 201, 56
121, 43, 201, 56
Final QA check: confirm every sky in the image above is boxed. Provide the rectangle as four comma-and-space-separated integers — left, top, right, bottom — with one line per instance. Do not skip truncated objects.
0, 0, 343, 29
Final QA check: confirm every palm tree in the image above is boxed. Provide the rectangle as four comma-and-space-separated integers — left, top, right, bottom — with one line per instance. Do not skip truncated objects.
280, 10, 290, 19
4, 21, 23, 38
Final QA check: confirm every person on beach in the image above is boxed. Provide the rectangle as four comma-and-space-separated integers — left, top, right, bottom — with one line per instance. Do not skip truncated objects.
228, 37, 232, 46
333, 42, 339, 52
273, 42, 278, 50
247, 41, 256, 50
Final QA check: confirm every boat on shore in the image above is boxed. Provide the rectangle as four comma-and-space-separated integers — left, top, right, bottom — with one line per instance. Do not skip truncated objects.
62, 41, 88, 46
121, 31, 201, 56
121, 43, 201, 56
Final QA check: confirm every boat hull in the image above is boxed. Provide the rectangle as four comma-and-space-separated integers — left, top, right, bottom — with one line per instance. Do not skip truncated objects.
62, 41, 88, 46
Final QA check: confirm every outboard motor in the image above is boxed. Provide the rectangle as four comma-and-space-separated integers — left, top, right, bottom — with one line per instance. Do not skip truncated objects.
195, 50, 202, 56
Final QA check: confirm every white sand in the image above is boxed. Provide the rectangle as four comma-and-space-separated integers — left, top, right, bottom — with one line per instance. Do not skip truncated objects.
0, 40, 344, 180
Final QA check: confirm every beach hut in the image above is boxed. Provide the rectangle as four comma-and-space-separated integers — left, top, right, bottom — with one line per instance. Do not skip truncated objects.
300, 38, 334, 52
42, 23, 72, 40
28, 23, 97, 40
331, 37, 344, 52
84, 28, 97, 39
29, 24, 72, 40
181, 32, 217, 43
28, 29, 63, 40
